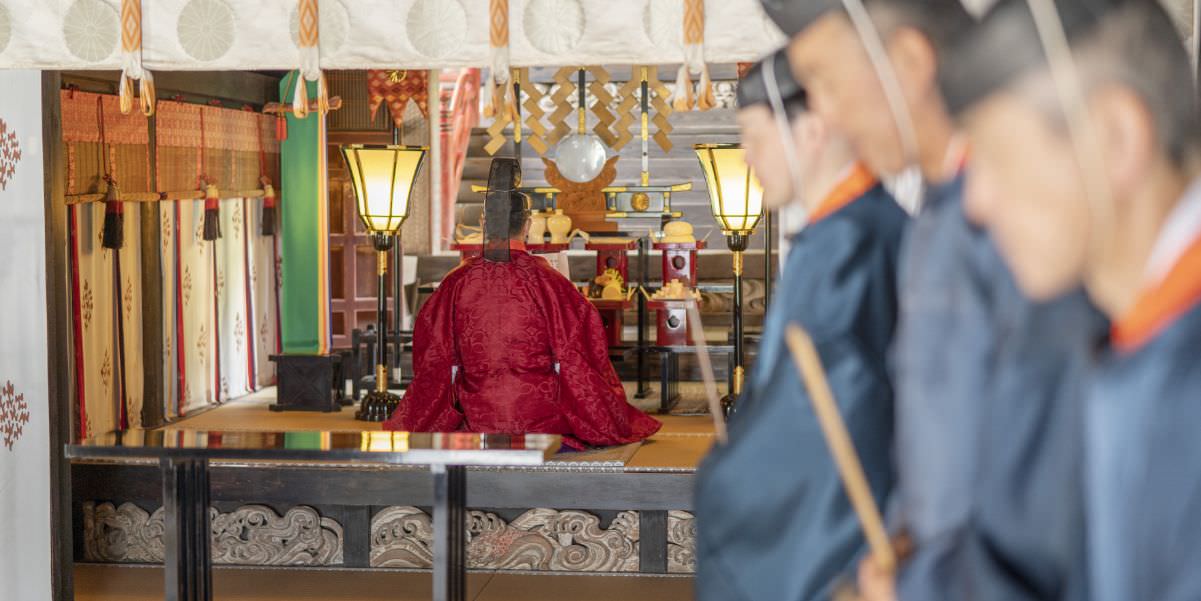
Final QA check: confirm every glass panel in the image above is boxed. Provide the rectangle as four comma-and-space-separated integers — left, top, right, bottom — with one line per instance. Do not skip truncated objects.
695, 145, 764, 233
341, 146, 426, 234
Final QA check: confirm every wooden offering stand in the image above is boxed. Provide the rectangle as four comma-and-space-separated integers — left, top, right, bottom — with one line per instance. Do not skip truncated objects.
585, 238, 638, 346
650, 240, 706, 346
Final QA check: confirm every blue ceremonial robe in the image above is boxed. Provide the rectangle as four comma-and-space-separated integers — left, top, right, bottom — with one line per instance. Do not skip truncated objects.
892, 172, 1103, 601
694, 183, 907, 601
955, 289, 1103, 601
1087, 283, 1201, 601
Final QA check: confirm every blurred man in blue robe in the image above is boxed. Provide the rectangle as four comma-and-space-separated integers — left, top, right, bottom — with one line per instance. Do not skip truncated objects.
766, 0, 1103, 599
939, 0, 1201, 599
693, 48, 907, 601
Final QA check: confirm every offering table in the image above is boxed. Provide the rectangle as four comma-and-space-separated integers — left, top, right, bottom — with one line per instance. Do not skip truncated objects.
66, 430, 560, 601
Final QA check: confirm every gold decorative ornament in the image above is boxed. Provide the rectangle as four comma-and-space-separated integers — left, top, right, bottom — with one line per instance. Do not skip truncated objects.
519, 68, 550, 156
589, 66, 617, 147
546, 67, 577, 146
631, 192, 651, 212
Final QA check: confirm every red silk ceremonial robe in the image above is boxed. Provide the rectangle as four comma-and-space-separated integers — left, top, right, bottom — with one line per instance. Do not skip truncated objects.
384, 249, 661, 449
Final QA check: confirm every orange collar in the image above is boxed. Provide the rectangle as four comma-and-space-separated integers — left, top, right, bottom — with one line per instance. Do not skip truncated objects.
808, 162, 878, 224
1111, 232, 1201, 352
509, 240, 527, 252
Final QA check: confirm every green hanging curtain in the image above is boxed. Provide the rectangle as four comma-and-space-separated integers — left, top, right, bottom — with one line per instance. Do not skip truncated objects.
279, 72, 331, 355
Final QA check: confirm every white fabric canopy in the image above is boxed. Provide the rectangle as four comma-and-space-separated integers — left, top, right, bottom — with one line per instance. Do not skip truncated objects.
0, 70, 51, 601
0, 0, 785, 70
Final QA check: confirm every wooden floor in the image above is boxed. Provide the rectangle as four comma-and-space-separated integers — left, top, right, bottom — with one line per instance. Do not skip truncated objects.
75, 565, 694, 601
165, 384, 717, 470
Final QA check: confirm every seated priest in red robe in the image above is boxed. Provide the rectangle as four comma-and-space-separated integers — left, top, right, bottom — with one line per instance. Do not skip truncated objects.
384, 159, 661, 449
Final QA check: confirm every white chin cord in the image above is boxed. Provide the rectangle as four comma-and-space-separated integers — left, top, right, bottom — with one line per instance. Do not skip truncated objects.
763, 60, 808, 217
838, 0, 921, 169
1024, 0, 1113, 249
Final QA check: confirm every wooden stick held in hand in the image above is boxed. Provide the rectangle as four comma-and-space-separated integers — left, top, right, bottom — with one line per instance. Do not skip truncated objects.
784, 323, 895, 572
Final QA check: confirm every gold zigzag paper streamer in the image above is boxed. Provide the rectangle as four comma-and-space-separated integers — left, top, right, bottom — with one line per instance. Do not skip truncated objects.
519, 68, 549, 156
546, 67, 577, 146
485, 110, 511, 155
612, 67, 642, 152
648, 67, 674, 153
588, 67, 617, 148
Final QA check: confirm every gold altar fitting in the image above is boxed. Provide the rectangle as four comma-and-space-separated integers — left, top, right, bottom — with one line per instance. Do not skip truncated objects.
732, 250, 744, 277
376, 364, 388, 394
377, 249, 388, 276
733, 365, 745, 395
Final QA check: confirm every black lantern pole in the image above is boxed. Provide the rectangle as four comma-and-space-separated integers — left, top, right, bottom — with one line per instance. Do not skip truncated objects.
694, 143, 764, 418
341, 144, 427, 422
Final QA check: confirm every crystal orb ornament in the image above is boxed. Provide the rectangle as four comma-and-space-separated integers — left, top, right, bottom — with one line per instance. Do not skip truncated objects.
555, 133, 608, 183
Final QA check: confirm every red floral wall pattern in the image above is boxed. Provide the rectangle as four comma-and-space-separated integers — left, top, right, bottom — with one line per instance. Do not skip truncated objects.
0, 380, 30, 450
0, 118, 23, 190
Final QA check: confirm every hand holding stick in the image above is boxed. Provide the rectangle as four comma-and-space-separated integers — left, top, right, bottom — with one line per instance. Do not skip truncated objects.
784, 323, 895, 573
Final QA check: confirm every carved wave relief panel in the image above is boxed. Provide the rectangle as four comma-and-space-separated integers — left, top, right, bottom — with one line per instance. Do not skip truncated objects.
82, 502, 343, 566
667, 510, 696, 574
371, 506, 640, 572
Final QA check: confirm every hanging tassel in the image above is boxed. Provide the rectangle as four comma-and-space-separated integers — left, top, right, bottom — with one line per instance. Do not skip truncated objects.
291, 77, 310, 119
483, 76, 499, 118
484, 0, 512, 120
118, 0, 155, 116
275, 113, 288, 141
672, 0, 708, 112
261, 179, 277, 236
101, 177, 124, 250
696, 65, 716, 111
138, 71, 156, 117
292, 0, 327, 119
202, 182, 221, 241
672, 64, 695, 111
118, 73, 135, 115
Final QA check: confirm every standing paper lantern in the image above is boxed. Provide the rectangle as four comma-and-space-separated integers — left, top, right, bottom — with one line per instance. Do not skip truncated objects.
340, 144, 428, 421
694, 143, 764, 416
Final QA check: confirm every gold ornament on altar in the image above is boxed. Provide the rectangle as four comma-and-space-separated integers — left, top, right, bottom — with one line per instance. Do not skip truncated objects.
488, 65, 674, 157
526, 211, 548, 244
652, 279, 701, 301
455, 223, 483, 244
631, 192, 651, 212
543, 155, 619, 233
546, 209, 573, 244
593, 268, 626, 301
659, 220, 696, 244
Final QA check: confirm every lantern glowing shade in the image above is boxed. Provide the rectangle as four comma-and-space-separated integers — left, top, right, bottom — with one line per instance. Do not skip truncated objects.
694, 144, 765, 234
340, 144, 428, 235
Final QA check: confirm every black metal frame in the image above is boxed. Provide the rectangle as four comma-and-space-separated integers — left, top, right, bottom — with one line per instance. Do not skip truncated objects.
432, 465, 468, 601
161, 457, 212, 601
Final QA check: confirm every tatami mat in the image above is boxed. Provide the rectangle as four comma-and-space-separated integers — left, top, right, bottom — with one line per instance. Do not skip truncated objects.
162, 385, 715, 470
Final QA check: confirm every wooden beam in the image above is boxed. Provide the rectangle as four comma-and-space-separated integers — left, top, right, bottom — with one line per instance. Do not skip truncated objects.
140, 115, 164, 430
42, 69, 75, 601
63, 70, 282, 109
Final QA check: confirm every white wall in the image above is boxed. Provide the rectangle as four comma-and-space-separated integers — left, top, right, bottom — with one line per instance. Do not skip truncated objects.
0, 69, 51, 601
